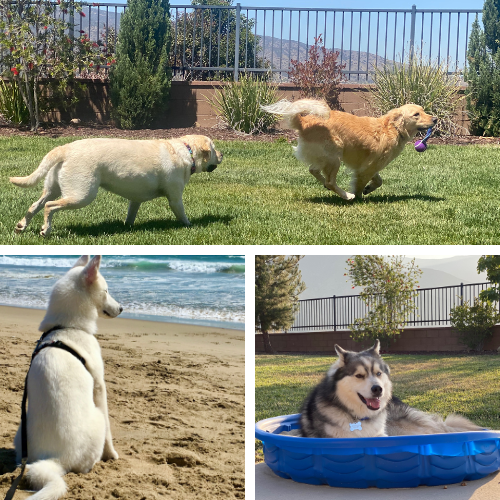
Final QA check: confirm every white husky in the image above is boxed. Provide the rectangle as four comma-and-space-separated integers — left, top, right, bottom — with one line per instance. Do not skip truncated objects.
13, 255, 122, 500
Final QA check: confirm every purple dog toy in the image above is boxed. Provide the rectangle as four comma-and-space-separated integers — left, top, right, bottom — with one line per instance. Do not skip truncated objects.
414, 127, 433, 152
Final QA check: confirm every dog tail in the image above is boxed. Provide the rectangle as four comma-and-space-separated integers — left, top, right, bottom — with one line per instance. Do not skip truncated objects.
444, 414, 485, 433
9, 146, 65, 188
260, 99, 330, 130
25, 459, 67, 500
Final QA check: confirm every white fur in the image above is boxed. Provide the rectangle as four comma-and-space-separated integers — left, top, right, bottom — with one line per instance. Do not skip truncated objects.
14, 256, 121, 500
261, 98, 331, 123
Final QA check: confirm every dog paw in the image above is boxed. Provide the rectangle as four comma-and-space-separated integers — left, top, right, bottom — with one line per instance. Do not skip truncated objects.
344, 192, 356, 201
14, 224, 25, 234
102, 449, 119, 461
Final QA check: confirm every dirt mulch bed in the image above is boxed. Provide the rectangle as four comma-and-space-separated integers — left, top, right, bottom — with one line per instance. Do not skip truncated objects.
2, 123, 500, 145
427, 136, 500, 146
0, 123, 298, 142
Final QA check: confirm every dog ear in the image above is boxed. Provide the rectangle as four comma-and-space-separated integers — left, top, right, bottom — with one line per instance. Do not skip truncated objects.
367, 339, 381, 356
83, 255, 102, 285
72, 255, 90, 268
388, 109, 405, 134
334, 344, 349, 365
201, 146, 211, 162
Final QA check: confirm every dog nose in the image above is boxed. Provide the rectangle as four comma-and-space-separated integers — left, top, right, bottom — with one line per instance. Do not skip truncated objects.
119, 306, 123, 314
371, 385, 383, 397
432, 116, 438, 124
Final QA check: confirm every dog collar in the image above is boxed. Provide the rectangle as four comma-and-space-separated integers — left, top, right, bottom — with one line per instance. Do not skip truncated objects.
349, 417, 370, 432
184, 142, 196, 174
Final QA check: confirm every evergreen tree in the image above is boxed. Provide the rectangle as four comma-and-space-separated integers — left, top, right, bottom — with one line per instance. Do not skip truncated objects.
110, 0, 171, 129
255, 255, 305, 354
465, 0, 500, 136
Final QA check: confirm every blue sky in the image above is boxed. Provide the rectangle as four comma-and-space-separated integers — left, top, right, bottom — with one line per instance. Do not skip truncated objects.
238, 1, 484, 9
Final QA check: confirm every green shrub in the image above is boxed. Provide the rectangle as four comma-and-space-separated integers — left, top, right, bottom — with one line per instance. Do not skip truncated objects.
207, 73, 280, 134
0, 79, 29, 126
450, 298, 500, 351
368, 53, 464, 136
109, 0, 171, 129
465, 1, 500, 137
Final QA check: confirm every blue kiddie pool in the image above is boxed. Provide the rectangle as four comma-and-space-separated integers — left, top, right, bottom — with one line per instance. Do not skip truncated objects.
255, 414, 500, 489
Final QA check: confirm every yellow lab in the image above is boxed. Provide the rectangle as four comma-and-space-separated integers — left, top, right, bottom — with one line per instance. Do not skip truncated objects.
10, 135, 223, 236
262, 99, 437, 199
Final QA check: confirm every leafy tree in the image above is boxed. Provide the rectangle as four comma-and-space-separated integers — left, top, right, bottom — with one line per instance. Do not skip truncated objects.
465, 0, 500, 136
172, 0, 264, 80
346, 256, 422, 346
0, 0, 109, 131
255, 255, 305, 354
477, 255, 500, 302
288, 34, 345, 110
450, 298, 500, 351
110, 0, 172, 129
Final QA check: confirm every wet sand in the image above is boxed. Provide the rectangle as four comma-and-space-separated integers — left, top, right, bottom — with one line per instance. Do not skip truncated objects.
0, 306, 245, 499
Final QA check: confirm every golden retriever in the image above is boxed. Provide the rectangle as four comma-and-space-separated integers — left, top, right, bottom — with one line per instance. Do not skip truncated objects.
261, 99, 437, 199
10, 135, 223, 236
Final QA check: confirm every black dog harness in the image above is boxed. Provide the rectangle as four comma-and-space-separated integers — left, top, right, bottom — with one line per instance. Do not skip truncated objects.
4, 326, 86, 500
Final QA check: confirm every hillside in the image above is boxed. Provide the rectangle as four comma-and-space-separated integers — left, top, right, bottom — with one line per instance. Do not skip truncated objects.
259, 36, 392, 82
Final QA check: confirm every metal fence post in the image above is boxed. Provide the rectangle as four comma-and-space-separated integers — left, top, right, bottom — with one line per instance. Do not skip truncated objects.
333, 295, 337, 331
409, 4, 417, 60
234, 3, 241, 81
460, 282, 464, 304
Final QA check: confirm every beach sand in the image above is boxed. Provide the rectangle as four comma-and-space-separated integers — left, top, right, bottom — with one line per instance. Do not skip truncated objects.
0, 306, 245, 499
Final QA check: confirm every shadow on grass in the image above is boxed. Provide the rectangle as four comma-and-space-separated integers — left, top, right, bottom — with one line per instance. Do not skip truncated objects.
63, 214, 234, 237
0, 447, 17, 474
309, 193, 445, 205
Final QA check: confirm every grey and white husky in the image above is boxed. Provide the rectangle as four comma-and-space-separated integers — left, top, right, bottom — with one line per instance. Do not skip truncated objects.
300, 340, 483, 438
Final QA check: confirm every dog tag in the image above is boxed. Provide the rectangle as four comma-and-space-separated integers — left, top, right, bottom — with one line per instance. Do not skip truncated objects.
350, 421, 362, 431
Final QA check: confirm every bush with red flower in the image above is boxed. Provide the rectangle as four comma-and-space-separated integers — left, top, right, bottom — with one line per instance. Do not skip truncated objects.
0, 0, 114, 131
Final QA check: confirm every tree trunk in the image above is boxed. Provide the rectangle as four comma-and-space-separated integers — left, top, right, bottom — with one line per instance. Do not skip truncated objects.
262, 330, 277, 355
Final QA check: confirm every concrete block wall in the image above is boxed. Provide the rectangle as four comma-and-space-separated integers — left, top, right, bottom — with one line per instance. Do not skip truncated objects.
41, 80, 470, 132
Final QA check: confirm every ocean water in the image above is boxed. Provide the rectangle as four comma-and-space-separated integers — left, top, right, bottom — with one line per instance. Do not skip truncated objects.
0, 255, 245, 330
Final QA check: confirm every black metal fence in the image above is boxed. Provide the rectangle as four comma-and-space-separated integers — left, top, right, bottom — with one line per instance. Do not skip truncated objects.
24, 3, 482, 81
290, 282, 497, 332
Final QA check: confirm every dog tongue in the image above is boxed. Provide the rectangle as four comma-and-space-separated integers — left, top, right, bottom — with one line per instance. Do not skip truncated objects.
366, 398, 381, 409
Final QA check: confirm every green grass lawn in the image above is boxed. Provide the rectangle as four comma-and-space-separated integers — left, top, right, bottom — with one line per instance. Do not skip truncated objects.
1, 136, 500, 244
255, 354, 500, 462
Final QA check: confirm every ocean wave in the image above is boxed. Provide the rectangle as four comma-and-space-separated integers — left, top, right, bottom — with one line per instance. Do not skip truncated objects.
0, 256, 245, 274
125, 302, 245, 324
